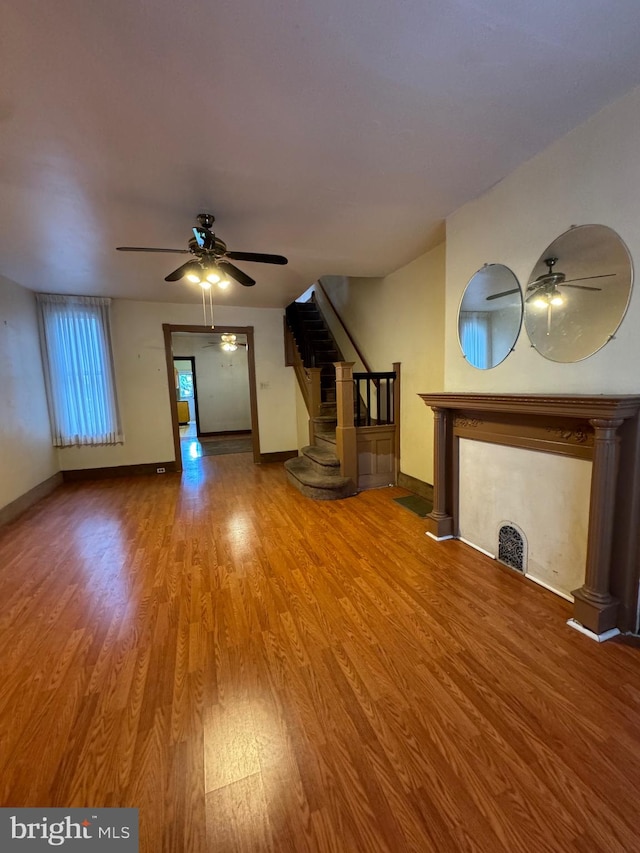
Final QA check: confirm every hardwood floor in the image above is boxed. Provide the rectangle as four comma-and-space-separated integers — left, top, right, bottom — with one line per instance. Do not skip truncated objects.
1, 453, 640, 851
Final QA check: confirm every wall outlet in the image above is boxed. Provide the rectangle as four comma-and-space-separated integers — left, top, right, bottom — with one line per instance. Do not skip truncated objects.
156, 467, 166, 473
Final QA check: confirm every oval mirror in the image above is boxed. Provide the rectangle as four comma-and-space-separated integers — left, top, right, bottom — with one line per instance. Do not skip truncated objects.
524, 225, 633, 363
458, 264, 522, 369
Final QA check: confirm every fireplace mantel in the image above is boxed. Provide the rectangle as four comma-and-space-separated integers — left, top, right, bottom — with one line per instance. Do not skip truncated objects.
419, 393, 640, 636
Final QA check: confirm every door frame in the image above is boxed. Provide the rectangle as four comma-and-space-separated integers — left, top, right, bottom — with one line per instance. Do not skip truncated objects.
172, 355, 201, 434
163, 324, 260, 472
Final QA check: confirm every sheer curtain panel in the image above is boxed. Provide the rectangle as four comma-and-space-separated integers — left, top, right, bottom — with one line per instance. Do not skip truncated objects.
459, 312, 491, 370
37, 294, 123, 447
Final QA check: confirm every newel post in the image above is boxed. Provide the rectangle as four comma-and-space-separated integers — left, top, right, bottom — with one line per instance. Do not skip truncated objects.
572, 418, 623, 634
392, 362, 401, 470
334, 362, 358, 486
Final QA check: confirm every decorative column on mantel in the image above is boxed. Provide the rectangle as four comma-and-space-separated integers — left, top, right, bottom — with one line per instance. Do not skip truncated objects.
572, 418, 623, 634
425, 406, 454, 540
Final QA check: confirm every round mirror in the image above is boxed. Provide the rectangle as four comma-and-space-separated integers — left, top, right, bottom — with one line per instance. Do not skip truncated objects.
458, 264, 522, 369
524, 225, 633, 363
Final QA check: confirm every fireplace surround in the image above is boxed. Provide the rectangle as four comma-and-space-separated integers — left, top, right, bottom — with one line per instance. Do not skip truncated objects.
419, 393, 640, 636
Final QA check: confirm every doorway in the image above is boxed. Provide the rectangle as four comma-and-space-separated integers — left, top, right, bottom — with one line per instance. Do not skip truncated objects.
163, 324, 260, 471
173, 355, 200, 440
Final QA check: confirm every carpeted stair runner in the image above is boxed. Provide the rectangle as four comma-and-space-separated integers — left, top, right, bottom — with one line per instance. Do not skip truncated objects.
285, 445, 356, 501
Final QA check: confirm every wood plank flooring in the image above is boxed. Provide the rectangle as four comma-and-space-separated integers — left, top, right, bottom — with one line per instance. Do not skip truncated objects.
1, 452, 640, 851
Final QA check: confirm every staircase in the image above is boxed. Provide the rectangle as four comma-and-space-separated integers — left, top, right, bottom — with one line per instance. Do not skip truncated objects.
284, 300, 357, 500
284, 443, 356, 501
285, 300, 340, 399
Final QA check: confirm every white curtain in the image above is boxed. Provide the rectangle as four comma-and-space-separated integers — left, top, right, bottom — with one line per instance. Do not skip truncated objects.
37, 294, 123, 447
459, 312, 491, 369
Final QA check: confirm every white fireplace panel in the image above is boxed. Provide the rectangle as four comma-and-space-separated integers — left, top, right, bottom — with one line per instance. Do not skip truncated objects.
458, 439, 592, 598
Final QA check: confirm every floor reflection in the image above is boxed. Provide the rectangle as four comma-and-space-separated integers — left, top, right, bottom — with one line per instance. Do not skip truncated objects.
180, 423, 204, 469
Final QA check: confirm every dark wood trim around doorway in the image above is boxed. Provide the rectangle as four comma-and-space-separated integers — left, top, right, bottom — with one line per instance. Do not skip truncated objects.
172, 355, 201, 435
163, 324, 261, 471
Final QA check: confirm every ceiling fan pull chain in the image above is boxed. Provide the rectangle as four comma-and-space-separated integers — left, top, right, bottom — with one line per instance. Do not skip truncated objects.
209, 287, 215, 329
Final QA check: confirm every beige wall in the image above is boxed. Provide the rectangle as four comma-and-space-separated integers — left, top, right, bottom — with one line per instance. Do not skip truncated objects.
58, 299, 297, 470
445, 83, 640, 393
322, 244, 446, 485
0, 277, 58, 509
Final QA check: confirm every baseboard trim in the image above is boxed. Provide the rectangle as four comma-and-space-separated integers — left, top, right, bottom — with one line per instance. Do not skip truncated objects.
459, 536, 496, 560
566, 619, 621, 643
259, 450, 298, 463
0, 471, 63, 528
526, 573, 574, 603
198, 429, 252, 438
426, 531, 453, 542
62, 461, 179, 481
397, 472, 433, 502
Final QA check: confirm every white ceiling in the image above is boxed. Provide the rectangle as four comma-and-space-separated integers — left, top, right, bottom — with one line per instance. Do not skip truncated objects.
3, 1, 640, 309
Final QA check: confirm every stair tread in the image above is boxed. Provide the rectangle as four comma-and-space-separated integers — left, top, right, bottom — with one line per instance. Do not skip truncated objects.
284, 457, 351, 489
314, 432, 336, 447
302, 445, 340, 467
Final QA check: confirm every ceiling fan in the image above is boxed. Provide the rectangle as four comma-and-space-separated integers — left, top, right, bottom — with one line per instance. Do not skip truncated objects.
117, 212, 287, 287
203, 334, 248, 352
486, 257, 614, 302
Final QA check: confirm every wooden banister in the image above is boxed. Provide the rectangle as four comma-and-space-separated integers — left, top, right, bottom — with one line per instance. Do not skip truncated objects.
315, 281, 372, 374
284, 320, 322, 425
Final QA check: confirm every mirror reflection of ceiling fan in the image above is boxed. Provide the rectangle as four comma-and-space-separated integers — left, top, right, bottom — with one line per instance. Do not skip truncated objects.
203, 334, 247, 352
487, 257, 615, 303
117, 212, 288, 288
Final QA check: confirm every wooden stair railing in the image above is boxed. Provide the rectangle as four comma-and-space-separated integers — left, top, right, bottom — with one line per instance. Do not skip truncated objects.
314, 281, 373, 374
284, 319, 322, 442
335, 361, 401, 490
353, 371, 396, 425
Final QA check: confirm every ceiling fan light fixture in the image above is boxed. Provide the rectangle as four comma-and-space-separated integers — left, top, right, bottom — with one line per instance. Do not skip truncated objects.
118, 212, 287, 289
550, 293, 564, 306
218, 278, 231, 289
198, 280, 212, 290
221, 333, 238, 351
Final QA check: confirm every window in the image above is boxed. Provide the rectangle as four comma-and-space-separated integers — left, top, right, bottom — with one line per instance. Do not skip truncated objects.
178, 372, 194, 399
37, 294, 123, 447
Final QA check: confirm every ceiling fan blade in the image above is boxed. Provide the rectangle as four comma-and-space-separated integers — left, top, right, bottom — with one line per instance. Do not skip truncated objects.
562, 284, 602, 292
225, 251, 288, 265
117, 246, 190, 253
219, 261, 256, 287
193, 227, 215, 251
486, 288, 520, 301
561, 273, 616, 284
165, 260, 200, 282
